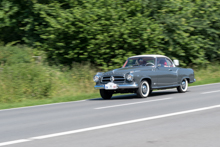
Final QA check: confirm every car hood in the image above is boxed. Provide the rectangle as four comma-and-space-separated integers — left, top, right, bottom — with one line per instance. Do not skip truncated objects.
103, 66, 153, 76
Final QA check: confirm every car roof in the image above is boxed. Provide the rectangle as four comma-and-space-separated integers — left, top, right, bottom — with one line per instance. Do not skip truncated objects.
129, 55, 167, 58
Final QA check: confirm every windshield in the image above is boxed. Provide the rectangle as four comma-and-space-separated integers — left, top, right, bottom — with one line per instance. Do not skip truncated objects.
123, 57, 155, 68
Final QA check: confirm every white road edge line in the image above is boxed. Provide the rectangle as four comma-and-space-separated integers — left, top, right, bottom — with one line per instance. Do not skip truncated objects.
201, 90, 220, 94
95, 98, 172, 109
0, 100, 86, 112
1, 104, 220, 146
189, 82, 220, 88
0, 139, 31, 146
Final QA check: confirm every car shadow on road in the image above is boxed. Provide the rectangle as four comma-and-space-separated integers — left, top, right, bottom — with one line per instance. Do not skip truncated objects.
88, 90, 179, 101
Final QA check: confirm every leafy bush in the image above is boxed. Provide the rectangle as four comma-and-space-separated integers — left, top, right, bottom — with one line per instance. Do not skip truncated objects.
0, 63, 54, 102
0, 0, 220, 70
0, 46, 97, 103
0, 45, 32, 65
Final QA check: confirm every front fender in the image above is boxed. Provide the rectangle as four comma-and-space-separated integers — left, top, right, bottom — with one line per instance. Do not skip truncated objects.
139, 77, 152, 82
137, 76, 153, 88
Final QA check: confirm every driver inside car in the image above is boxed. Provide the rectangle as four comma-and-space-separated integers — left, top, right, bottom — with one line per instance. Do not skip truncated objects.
138, 58, 146, 66
157, 59, 168, 67
160, 60, 168, 67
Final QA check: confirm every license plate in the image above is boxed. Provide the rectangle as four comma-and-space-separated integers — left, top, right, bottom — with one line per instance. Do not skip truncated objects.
105, 83, 118, 90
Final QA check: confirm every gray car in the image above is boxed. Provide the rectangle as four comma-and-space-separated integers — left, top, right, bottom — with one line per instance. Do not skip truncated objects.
94, 55, 196, 99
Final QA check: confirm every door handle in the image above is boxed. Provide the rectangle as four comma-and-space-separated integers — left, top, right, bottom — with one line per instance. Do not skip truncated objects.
169, 69, 172, 71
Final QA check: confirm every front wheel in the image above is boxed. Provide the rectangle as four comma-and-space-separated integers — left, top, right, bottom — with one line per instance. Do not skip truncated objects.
149, 90, 153, 95
136, 80, 150, 98
177, 78, 188, 93
100, 89, 113, 100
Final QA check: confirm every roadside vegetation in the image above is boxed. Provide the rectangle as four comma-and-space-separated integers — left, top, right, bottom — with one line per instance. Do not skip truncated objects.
191, 64, 220, 86
0, 46, 98, 105
0, 0, 220, 109
0, 46, 219, 109
1, 0, 220, 70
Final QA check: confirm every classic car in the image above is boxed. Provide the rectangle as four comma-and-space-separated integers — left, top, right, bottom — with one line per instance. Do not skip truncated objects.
93, 55, 196, 99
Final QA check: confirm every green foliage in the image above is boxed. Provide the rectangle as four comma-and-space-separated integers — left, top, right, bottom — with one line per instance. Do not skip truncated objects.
0, 46, 97, 103
0, 0, 220, 70
0, 63, 54, 102
0, 46, 219, 104
0, 45, 32, 65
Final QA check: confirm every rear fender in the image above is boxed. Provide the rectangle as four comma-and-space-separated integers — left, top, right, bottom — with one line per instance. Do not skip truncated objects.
180, 76, 190, 84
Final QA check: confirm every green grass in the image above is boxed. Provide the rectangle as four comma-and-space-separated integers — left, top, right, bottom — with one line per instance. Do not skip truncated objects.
190, 77, 220, 86
190, 63, 220, 86
0, 74, 219, 110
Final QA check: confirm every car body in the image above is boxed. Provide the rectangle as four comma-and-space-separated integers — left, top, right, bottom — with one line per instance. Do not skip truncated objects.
93, 55, 196, 99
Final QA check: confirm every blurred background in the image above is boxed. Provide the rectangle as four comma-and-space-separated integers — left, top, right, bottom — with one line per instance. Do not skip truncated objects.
0, 0, 219, 105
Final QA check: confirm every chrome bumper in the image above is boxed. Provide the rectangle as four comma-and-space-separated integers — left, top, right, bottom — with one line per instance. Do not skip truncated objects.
190, 78, 196, 83
94, 83, 138, 89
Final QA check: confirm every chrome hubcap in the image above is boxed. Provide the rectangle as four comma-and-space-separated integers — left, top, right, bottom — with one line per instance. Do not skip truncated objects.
142, 84, 148, 94
182, 80, 186, 90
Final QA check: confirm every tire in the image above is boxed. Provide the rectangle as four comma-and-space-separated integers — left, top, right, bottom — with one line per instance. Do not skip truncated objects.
136, 80, 150, 98
100, 89, 113, 100
149, 90, 153, 95
177, 78, 188, 93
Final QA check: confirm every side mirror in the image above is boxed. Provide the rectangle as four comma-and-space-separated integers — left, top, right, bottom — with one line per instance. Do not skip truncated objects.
173, 60, 179, 66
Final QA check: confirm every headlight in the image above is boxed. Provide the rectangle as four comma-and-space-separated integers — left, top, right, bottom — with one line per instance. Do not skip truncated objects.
93, 75, 100, 82
126, 73, 134, 82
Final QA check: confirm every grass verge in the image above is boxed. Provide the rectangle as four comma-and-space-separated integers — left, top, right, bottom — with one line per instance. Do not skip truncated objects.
0, 78, 219, 110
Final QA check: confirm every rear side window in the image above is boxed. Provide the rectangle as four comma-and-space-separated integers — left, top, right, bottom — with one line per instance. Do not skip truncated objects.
165, 58, 174, 67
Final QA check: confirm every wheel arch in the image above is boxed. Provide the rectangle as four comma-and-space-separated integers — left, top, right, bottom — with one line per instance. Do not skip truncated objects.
181, 76, 190, 83
140, 77, 152, 89
178, 76, 190, 85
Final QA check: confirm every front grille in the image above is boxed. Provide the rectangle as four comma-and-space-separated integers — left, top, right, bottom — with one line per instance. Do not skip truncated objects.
101, 76, 125, 84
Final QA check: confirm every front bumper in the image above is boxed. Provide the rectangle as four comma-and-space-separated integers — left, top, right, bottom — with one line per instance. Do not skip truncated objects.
94, 83, 138, 89
189, 79, 196, 83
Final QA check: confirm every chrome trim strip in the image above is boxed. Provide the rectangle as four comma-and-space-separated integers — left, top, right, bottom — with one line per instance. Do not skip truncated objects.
118, 84, 138, 89
152, 84, 180, 89
94, 84, 138, 89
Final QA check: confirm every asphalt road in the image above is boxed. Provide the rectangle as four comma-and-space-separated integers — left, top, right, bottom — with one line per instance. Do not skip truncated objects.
0, 83, 220, 147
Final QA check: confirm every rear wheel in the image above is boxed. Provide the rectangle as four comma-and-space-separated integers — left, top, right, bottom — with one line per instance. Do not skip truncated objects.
136, 80, 150, 98
177, 78, 188, 93
100, 89, 113, 100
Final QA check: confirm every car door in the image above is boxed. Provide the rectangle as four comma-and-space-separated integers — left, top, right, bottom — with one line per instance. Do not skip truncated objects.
156, 57, 178, 86
165, 58, 178, 85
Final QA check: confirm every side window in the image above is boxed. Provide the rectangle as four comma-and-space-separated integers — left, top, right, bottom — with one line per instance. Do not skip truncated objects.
165, 58, 174, 67
157, 57, 167, 67
145, 58, 155, 66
